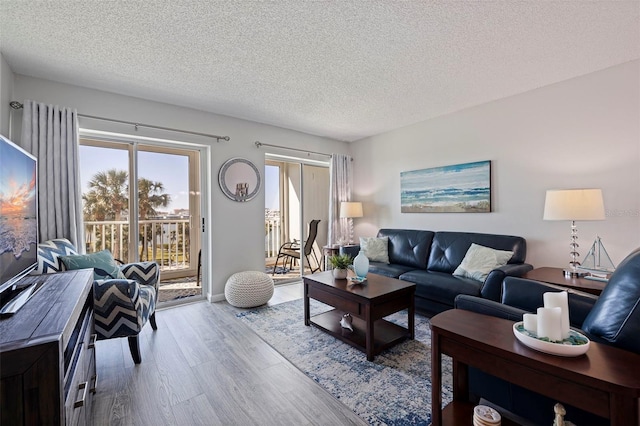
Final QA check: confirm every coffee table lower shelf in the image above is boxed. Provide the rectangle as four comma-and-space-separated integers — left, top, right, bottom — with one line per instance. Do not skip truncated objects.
442, 402, 520, 426
310, 309, 410, 356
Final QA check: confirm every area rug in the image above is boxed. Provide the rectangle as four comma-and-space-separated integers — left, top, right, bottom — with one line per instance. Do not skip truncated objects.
236, 299, 453, 425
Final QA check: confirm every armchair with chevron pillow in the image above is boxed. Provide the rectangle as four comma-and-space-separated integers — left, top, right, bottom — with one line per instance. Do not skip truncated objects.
36, 238, 159, 363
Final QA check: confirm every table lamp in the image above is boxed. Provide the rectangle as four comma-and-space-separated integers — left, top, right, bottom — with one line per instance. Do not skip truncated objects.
340, 201, 363, 245
543, 188, 605, 277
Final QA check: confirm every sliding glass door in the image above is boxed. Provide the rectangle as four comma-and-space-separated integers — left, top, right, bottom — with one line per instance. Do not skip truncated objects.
79, 138, 201, 303
265, 157, 329, 284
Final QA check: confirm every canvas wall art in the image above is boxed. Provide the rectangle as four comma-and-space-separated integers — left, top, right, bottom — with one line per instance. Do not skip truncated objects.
401, 160, 491, 213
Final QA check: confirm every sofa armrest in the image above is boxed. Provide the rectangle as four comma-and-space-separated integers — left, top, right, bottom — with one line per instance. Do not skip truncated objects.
120, 261, 160, 291
339, 245, 360, 259
500, 263, 534, 276
480, 263, 534, 301
454, 295, 528, 322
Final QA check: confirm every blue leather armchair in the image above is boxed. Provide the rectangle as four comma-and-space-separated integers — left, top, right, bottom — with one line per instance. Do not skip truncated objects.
454, 247, 640, 424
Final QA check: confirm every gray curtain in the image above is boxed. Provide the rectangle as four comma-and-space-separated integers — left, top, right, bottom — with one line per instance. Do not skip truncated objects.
328, 153, 353, 247
20, 100, 84, 251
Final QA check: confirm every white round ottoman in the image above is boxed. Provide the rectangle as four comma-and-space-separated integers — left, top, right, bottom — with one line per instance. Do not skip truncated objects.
225, 271, 274, 308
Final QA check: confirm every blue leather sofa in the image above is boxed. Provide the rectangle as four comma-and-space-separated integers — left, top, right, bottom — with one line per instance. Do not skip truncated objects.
341, 229, 533, 315
455, 247, 640, 425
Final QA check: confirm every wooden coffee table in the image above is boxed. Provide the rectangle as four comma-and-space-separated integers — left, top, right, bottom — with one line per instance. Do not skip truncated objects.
430, 309, 640, 426
303, 271, 416, 361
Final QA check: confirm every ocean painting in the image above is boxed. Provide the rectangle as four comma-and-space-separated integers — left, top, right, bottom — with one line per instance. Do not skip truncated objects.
401, 160, 491, 213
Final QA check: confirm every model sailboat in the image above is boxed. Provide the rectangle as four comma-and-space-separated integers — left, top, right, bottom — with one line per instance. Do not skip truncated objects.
578, 236, 615, 281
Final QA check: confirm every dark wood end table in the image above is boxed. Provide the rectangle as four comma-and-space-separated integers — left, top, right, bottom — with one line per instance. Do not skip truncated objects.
523, 267, 607, 295
321, 245, 340, 270
430, 309, 640, 426
303, 270, 415, 361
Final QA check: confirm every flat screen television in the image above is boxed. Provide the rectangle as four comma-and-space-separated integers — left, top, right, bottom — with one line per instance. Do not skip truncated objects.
0, 134, 39, 308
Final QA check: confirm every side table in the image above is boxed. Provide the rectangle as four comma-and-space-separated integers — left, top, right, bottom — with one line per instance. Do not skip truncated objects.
523, 267, 606, 295
322, 245, 340, 270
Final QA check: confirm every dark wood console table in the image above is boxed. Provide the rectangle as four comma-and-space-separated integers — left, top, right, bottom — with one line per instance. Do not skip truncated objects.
523, 267, 606, 295
0, 269, 96, 425
430, 309, 640, 426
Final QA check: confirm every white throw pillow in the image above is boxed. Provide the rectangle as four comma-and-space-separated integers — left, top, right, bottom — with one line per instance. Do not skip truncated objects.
359, 236, 390, 263
453, 243, 514, 282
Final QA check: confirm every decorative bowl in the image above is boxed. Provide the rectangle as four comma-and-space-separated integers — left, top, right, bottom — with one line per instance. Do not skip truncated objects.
513, 322, 590, 357
348, 276, 367, 284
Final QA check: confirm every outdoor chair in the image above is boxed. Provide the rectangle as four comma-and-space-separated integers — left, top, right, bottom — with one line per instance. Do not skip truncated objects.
273, 219, 322, 275
35, 238, 160, 364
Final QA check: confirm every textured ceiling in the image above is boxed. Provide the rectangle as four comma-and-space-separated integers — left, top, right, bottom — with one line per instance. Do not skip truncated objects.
1, 1, 638, 142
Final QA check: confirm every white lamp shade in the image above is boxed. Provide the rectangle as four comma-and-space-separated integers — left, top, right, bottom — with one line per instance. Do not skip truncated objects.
340, 201, 363, 218
543, 189, 605, 221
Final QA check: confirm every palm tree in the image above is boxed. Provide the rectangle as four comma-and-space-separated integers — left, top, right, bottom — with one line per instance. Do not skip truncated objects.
83, 169, 128, 221
83, 169, 129, 259
83, 170, 170, 262
138, 178, 171, 260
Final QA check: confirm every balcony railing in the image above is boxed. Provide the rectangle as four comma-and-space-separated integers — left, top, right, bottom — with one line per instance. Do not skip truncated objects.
265, 218, 282, 258
87, 217, 295, 272
84, 219, 191, 270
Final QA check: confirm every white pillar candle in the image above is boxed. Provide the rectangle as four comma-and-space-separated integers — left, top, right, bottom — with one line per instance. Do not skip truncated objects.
523, 313, 538, 335
537, 307, 562, 342
543, 291, 570, 340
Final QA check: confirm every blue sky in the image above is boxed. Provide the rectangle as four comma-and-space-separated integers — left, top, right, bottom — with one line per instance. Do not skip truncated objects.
79, 145, 189, 211
80, 145, 280, 212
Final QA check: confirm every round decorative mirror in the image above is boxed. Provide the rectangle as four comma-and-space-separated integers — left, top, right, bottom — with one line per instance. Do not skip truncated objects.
218, 157, 261, 202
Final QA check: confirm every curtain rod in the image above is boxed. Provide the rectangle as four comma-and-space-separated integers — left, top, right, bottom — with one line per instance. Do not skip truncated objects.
255, 141, 340, 159
9, 101, 230, 142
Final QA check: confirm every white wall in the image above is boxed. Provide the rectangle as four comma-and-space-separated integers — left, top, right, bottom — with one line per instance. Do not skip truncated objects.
350, 60, 640, 268
0, 53, 15, 137
11, 75, 349, 300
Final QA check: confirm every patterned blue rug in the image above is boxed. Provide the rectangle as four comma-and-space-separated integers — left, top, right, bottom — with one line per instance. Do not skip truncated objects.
236, 299, 453, 425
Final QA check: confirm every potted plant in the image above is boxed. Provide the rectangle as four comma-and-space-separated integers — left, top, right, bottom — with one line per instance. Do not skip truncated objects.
328, 253, 353, 279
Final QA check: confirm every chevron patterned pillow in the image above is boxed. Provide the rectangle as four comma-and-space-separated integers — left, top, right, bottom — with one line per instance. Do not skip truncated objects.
35, 238, 79, 274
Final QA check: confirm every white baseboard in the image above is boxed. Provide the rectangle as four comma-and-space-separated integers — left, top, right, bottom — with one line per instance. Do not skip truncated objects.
208, 292, 226, 302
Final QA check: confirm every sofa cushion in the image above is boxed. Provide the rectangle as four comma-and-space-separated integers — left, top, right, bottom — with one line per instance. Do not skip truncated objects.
581, 248, 640, 353
359, 236, 389, 263
60, 250, 126, 281
377, 229, 434, 269
453, 243, 514, 281
428, 232, 527, 274
400, 269, 482, 306
368, 261, 415, 278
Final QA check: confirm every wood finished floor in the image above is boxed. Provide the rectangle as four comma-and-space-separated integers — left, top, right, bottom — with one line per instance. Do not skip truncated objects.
91, 282, 367, 425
